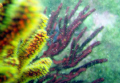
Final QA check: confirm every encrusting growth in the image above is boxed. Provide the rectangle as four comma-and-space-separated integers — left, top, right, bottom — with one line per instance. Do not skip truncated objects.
0, 0, 52, 83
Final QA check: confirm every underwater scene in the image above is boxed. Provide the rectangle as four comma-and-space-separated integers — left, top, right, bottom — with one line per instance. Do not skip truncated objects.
0, 0, 120, 83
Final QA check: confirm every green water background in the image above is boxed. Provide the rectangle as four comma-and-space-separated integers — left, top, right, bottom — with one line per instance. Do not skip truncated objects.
1, 0, 119, 82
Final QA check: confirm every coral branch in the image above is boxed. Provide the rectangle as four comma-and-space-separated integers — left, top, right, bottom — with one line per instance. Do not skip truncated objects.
77, 26, 104, 52
68, 0, 82, 19
44, 7, 47, 14
92, 78, 104, 83
46, 3, 62, 35
71, 59, 107, 73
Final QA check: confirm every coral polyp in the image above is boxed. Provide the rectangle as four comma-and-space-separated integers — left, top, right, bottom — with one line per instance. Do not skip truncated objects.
0, 0, 52, 83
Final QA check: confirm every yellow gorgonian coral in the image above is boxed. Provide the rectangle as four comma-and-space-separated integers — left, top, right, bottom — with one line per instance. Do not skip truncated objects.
0, 0, 52, 83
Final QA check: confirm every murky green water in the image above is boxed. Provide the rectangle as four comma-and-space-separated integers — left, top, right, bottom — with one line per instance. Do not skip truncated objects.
0, 0, 120, 83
